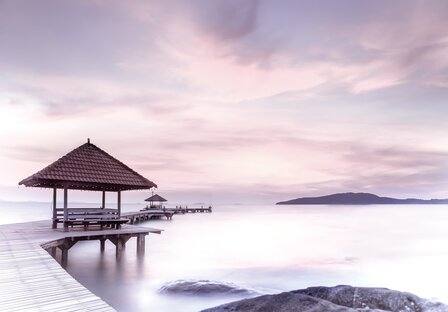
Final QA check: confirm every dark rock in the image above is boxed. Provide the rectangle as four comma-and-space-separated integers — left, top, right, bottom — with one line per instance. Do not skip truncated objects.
202, 291, 384, 312
202, 285, 448, 312
159, 280, 259, 297
293, 285, 448, 312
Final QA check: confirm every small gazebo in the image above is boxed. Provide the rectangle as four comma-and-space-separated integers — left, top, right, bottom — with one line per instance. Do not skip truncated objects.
145, 193, 167, 209
19, 139, 157, 228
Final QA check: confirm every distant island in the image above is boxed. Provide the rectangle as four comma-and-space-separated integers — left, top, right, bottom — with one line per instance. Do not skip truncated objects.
276, 192, 448, 205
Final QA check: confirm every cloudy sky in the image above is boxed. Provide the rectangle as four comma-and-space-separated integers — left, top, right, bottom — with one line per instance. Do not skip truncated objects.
1, 0, 448, 204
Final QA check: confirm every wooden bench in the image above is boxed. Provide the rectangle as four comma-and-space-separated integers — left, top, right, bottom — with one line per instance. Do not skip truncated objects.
55, 208, 128, 230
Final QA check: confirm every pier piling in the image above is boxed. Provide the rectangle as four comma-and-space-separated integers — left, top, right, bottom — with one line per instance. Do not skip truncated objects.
100, 238, 106, 252
137, 234, 146, 257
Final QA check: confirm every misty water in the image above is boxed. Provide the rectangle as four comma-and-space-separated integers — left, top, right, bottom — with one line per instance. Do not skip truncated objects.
1, 202, 448, 311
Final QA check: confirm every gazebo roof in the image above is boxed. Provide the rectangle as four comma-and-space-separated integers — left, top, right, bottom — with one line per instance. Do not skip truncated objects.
19, 140, 157, 191
145, 194, 167, 202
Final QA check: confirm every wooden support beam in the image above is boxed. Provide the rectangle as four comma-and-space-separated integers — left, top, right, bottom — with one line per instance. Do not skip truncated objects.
108, 237, 117, 246
61, 248, 68, 268
108, 235, 132, 246
117, 190, 121, 218
100, 239, 106, 252
136, 234, 146, 257
50, 247, 57, 258
63, 188, 68, 231
57, 239, 78, 268
115, 239, 124, 261
108, 234, 131, 261
63, 239, 78, 250
102, 191, 106, 209
52, 188, 57, 229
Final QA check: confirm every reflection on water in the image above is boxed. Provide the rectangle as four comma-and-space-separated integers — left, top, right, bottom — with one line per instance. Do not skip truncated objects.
2, 203, 448, 311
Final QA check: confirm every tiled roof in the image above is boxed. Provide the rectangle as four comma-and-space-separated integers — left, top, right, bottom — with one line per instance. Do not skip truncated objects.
19, 141, 157, 191
145, 194, 167, 202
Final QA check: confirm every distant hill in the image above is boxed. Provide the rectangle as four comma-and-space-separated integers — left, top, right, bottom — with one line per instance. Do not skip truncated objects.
276, 192, 448, 205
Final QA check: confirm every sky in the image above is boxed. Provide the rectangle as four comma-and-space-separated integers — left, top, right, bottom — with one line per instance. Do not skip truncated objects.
1, 0, 448, 204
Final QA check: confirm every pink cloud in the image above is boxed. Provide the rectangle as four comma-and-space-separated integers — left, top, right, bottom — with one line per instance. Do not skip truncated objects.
2, 0, 448, 203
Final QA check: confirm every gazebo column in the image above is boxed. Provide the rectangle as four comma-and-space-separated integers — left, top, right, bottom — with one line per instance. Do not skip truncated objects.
63, 188, 68, 231
117, 190, 121, 218
52, 188, 57, 229
102, 191, 106, 209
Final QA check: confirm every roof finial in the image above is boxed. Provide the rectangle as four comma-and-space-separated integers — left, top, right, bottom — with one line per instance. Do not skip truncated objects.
87, 138, 90, 144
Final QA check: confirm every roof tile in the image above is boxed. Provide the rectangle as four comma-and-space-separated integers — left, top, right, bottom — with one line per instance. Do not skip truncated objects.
19, 142, 157, 191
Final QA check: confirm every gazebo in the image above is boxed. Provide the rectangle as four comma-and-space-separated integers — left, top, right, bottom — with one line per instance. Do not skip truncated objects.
19, 139, 157, 229
145, 193, 167, 209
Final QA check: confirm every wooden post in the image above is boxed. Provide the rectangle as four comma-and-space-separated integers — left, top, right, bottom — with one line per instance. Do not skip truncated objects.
137, 234, 146, 257
61, 248, 68, 268
117, 190, 121, 218
63, 188, 68, 231
100, 239, 106, 252
59, 239, 77, 268
52, 188, 57, 229
108, 235, 131, 261
102, 191, 106, 209
116, 238, 124, 261
50, 247, 57, 257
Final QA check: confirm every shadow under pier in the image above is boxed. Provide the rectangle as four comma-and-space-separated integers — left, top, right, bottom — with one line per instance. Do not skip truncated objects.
41, 226, 161, 268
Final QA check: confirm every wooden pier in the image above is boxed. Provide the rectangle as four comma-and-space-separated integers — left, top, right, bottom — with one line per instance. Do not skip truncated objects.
180, 206, 213, 213
122, 210, 175, 224
10, 140, 169, 310
122, 206, 212, 224
0, 220, 162, 311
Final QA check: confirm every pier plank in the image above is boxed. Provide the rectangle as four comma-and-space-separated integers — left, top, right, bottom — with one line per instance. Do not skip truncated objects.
0, 220, 162, 311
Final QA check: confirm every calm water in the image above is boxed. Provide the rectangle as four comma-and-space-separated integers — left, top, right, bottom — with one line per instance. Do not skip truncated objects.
2, 202, 448, 311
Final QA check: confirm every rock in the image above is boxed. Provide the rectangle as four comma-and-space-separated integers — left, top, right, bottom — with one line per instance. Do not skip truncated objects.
202, 285, 448, 312
293, 285, 448, 312
202, 291, 384, 312
159, 279, 259, 297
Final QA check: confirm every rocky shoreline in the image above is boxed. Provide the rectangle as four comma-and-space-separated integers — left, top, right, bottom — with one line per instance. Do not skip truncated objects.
201, 285, 448, 312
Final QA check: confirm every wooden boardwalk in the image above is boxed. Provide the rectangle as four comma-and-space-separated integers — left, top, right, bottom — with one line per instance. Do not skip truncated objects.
0, 220, 162, 311
123, 206, 212, 224
165, 206, 213, 214
122, 210, 175, 223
